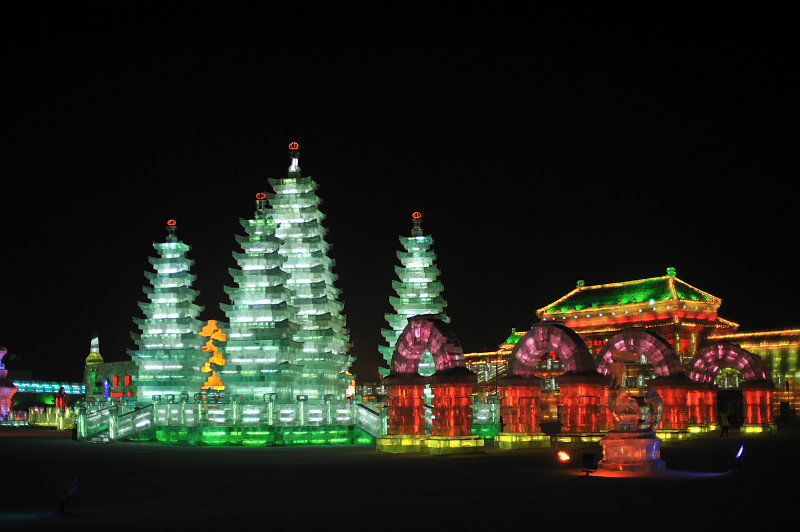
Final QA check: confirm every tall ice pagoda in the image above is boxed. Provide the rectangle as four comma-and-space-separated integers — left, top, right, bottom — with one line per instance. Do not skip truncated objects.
219, 192, 302, 401
264, 143, 353, 399
130, 220, 207, 403
378, 211, 448, 377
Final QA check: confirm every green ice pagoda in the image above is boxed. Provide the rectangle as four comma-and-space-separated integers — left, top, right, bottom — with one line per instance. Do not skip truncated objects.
378, 211, 448, 377
130, 220, 207, 403
219, 192, 302, 401
264, 143, 353, 400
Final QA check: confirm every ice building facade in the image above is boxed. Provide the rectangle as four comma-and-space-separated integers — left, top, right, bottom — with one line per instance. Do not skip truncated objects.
378, 212, 447, 378
129, 221, 207, 403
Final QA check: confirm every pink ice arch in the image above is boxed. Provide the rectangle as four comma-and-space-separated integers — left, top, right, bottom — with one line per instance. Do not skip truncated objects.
596, 328, 684, 378
391, 315, 466, 375
689, 342, 769, 384
509, 323, 596, 378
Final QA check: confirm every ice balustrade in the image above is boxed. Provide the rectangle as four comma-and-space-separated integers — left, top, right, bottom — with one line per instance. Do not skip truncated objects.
27, 406, 76, 430
79, 395, 357, 443
355, 403, 387, 439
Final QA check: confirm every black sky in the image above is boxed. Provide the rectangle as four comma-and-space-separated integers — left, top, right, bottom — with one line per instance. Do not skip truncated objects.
2, 5, 797, 383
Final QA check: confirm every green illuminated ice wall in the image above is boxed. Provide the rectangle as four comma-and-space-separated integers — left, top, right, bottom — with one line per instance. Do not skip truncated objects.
378, 212, 448, 377
130, 221, 207, 403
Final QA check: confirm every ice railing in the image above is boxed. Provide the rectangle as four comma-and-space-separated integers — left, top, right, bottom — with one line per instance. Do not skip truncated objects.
77, 395, 499, 442
27, 407, 76, 430
472, 361, 509, 384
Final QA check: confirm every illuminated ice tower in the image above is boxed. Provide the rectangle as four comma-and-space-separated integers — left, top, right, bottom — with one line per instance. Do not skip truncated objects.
130, 220, 207, 404
378, 211, 448, 378
265, 143, 353, 399
219, 192, 302, 401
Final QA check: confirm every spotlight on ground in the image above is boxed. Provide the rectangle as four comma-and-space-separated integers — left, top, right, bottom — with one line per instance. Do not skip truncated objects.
557, 450, 572, 467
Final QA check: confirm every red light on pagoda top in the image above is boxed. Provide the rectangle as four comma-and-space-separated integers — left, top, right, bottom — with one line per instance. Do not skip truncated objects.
256, 192, 266, 200
412, 211, 422, 219
288, 141, 299, 150
167, 219, 177, 226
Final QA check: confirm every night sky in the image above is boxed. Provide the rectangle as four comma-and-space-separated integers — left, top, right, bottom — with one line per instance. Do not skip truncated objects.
2, 6, 797, 383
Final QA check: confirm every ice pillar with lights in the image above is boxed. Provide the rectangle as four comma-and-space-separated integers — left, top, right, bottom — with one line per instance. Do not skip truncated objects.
130, 220, 207, 404
219, 193, 302, 401
265, 143, 353, 400
556, 372, 613, 437
377, 374, 428, 453
647, 375, 692, 441
379, 211, 447, 378
495, 376, 550, 449
741, 380, 775, 434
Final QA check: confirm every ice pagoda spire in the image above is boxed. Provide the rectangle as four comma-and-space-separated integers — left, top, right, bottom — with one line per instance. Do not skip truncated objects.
288, 141, 301, 177
265, 142, 353, 400
130, 219, 207, 404
378, 211, 448, 378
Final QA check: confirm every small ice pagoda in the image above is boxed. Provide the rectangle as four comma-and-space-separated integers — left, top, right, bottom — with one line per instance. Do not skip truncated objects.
379, 211, 448, 378
129, 220, 207, 403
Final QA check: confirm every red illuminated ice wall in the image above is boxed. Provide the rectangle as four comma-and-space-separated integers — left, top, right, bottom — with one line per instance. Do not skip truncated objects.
557, 380, 611, 433
430, 382, 473, 437
500, 383, 541, 433
742, 381, 773, 425
385, 381, 426, 436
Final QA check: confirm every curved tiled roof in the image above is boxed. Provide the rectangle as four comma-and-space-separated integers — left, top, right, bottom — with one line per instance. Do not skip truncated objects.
537, 270, 720, 317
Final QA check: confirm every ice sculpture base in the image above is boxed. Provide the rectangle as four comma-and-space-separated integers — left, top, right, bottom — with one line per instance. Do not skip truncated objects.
552, 432, 606, 447
687, 424, 714, 436
376, 434, 427, 454
598, 430, 666, 473
740, 423, 777, 436
494, 432, 550, 450
421, 435, 484, 455
655, 428, 691, 442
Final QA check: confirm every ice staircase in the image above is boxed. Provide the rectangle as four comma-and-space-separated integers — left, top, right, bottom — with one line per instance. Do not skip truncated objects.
80, 404, 154, 443
354, 403, 386, 439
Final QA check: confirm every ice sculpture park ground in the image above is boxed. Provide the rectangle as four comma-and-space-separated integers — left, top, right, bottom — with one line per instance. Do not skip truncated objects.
2, 422, 798, 530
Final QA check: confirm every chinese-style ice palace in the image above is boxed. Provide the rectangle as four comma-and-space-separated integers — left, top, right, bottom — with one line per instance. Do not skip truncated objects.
12, 143, 793, 454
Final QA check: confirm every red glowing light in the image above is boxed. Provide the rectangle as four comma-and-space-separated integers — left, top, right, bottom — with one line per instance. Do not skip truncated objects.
557, 451, 571, 462
167, 219, 177, 226
256, 192, 266, 200
288, 141, 299, 150
412, 211, 422, 219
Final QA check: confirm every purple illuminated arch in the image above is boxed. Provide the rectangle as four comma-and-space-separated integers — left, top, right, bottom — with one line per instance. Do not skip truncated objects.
596, 328, 683, 378
689, 342, 769, 384
509, 323, 596, 378
391, 315, 466, 375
